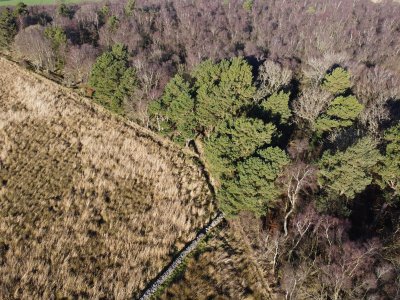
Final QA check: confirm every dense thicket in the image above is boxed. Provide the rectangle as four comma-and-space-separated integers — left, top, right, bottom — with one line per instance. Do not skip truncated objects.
1, 0, 400, 298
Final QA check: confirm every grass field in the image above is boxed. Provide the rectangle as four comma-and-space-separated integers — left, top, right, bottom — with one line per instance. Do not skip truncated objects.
160, 220, 272, 300
0, 57, 215, 299
0, 0, 100, 6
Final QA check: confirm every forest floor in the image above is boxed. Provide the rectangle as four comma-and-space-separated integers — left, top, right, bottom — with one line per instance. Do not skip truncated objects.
0, 57, 216, 299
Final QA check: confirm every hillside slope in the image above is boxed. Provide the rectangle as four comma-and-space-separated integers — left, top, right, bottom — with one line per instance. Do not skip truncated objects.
0, 58, 215, 299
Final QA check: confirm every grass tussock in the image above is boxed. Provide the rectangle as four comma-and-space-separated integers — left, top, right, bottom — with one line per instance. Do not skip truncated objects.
0, 58, 215, 299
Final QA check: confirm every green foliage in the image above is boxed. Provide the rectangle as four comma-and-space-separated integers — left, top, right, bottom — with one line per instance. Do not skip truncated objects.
322, 67, 351, 95
377, 124, 400, 196
219, 147, 289, 216
0, 8, 17, 49
315, 96, 363, 132
243, 0, 254, 11
89, 44, 137, 114
149, 57, 289, 216
261, 91, 292, 123
210, 117, 276, 161
149, 74, 196, 144
107, 15, 119, 32
57, 3, 74, 19
44, 26, 67, 69
124, 0, 136, 16
14, 2, 28, 17
318, 137, 381, 201
204, 117, 276, 182
193, 58, 255, 134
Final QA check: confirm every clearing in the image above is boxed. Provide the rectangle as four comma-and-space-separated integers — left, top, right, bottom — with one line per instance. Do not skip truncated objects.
0, 57, 215, 299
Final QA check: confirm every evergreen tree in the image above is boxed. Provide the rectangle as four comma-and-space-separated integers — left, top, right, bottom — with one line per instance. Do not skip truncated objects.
44, 26, 67, 69
261, 91, 292, 123
322, 67, 351, 95
193, 58, 255, 134
89, 44, 137, 114
14, 2, 28, 29
318, 137, 381, 201
124, 0, 136, 16
149, 74, 195, 144
219, 147, 289, 216
0, 8, 17, 50
377, 124, 400, 196
204, 117, 276, 183
315, 95, 363, 133
208, 117, 276, 161
57, 3, 74, 19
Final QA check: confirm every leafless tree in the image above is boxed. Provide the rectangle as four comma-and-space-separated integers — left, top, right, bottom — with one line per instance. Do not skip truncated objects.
280, 163, 317, 237
303, 52, 350, 85
292, 87, 332, 128
64, 44, 99, 85
254, 60, 293, 101
13, 25, 56, 71
353, 65, 400, 135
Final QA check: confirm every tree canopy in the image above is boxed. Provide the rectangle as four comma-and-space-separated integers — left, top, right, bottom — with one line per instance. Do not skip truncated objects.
0, 8, 17, 50
89, 44, 137, 114
318, 137, 381, 200
377, 123, 400, 196
322, 67, 351, 95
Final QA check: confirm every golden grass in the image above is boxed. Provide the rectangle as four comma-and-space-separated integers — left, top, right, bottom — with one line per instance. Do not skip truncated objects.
160, 221, 271, 300
0, 58, 215, 299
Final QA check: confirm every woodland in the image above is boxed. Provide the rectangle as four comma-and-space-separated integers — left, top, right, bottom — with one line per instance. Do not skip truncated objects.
1, 0, 400, 298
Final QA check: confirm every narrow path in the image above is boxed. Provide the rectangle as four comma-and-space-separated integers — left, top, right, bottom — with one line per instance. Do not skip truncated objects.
137, 212, 225, 300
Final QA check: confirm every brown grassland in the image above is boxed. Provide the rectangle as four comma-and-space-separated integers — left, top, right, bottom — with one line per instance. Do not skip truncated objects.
160, 219, 273, 300
0, 58, 216, 299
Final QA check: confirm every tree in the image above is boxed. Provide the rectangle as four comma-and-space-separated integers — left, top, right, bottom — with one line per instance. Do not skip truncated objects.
89, 44, 137, 114
0, 8, 17, 50
13, 25, 56, 71
261, 91, 292, 123
44, 26, 67, 70
354, 65, 400, 135
279, 162, 317, 236
322, 67, 351, 95
292, 87, 332, 129
14, 2, 28, 29
377, 124, 400, 196
318, 137, 381, 202
124, 0, 136, 16
243, 0, 254, 11
64, 44, 98, 85
57, 3, 74, 19
315, 95, 363, 133
254, 60, 292, 100
219, 147, 289, 216
203, 117, 276, 184
149, 74, 196, 145
193, 58, 255, 134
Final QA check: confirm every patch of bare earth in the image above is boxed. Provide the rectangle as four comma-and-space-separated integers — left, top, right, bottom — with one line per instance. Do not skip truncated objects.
0, 58, 215, 299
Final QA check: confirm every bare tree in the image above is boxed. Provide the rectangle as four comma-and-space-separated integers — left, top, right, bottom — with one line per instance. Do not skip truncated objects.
64, 43, 98, 85
13, 25, 56, 71
292, 87, 332, 128
254, 60, 293, 101
280, 163, 317, 237
303, 52, 349, 85
353, 65, 400, 135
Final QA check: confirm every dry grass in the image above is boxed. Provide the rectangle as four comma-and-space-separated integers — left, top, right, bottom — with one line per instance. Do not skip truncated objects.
0, 58, 215, 299
160, 221, 271, 300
